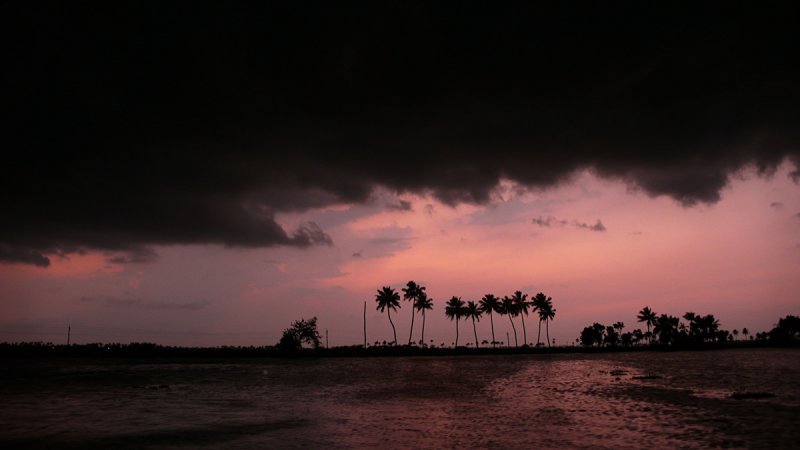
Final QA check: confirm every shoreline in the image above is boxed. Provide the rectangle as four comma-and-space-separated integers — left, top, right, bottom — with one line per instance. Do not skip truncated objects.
1, 340, 797, 360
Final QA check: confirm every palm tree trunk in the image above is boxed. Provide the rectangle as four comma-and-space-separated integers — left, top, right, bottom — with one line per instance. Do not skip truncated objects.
520, 314, 527, 346
537, 319, 543, 346
490, 312, 496, 348
420, 309, 426, 345
387, 308, 397, 345
508, 316, 518, 348
546, 319, 551, 347
455, 318, 459, 348
408, 303, 415, 345
472, 317, 479, 348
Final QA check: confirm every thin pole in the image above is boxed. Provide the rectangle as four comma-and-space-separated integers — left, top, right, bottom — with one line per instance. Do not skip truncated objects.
506, 332, 510, 348
67, 324, 71, 346
363, 301, 367, 348
326, 329, 329, 349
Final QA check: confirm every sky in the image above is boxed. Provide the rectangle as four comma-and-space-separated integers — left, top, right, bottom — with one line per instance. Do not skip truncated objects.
1, 2, 798, 346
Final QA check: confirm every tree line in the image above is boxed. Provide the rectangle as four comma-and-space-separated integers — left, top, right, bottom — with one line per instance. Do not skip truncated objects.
577, 307, 799, 347
374, 281, 556, 348
0, 314, 795, 355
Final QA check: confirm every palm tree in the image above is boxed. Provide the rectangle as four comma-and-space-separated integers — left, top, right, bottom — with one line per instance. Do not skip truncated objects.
653, 314, 681, 345
541, 296, 556, 347
375, 286, 400, 345
464, 301, 483, 348
693, 314, 720, 343
742, 327, 749, 340
510, 291, 530, 346
500, 296, 519, 347
732, 328, 739, 341
632, 329, 644, 345
532, 293, 552, 347
415, 292, 434, 346
402, 281, 425, 345
637, 307, 657, 344
445, 296, 466, 347
683, 312, 697, 339
605, 325, 620, 346
479, 294, 501, 348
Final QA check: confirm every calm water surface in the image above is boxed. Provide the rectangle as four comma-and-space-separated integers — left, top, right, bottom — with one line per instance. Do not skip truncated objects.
1, 349, 798, 449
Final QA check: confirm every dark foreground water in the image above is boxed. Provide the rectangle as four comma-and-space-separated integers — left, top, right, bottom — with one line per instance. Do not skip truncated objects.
1, 349, 798, 449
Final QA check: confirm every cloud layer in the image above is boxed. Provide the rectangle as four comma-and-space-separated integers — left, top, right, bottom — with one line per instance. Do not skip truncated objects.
532, 217, 607, 232
2, 2, 798, 265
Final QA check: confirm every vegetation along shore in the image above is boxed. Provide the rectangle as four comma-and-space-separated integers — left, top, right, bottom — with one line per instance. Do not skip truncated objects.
3, 281, 797, 359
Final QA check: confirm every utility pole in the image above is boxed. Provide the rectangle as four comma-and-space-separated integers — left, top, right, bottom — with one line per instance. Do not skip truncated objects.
67, 324, 71, 346
506, 332, 510, 348
326, 329, 329, 349
363, 301, 367, 348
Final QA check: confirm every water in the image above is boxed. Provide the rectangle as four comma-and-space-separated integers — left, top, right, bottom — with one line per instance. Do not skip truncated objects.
1, 349, 798, 449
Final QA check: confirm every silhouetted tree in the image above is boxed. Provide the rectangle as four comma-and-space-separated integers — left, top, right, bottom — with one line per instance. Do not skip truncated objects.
654, 314, 680, 345
278, 317, 322, 351
500, 296, 519, 347
479, 294, 501, 348
677, 319, 688, 337
580, 323, 606, 347
632, 329, 644, 346
540, 295, 556, 347
637, 307, 657, 344
445, 296, 466, 347
415, 292, 434, 346
532, 293, 553, 347
375, 286, 400, 345
402, 281, 425, 345
742, 327, 749, 340
732, 328, 739, 340
464, 300, 483, 348
768, 315, 800, 342
689, 314, 720, 343
683, 312, 697, 338
605, 325, 620, 347
510, 291, 529, 346
608, 322, 624, 347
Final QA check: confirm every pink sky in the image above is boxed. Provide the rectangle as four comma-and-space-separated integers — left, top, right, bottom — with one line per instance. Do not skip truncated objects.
1, 162, 798, 347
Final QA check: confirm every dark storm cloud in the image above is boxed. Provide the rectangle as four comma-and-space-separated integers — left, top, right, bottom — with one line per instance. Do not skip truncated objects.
0, 244, 51, 268
107, 247, 159, 265
574, 220, 607, 232
2, 2, 799, 266
291, 222, 333, 247
532, 216, 568, 228
385, 200, 413, 212
532, 216, 606, 232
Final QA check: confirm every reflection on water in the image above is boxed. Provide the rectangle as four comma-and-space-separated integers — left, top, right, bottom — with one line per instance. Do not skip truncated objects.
1, 349, 798, 448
